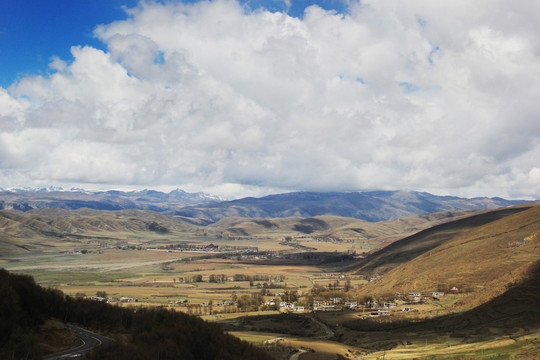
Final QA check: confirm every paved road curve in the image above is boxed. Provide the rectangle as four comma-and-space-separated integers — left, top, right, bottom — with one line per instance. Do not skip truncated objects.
290, 349, 307, 360
43, 324, 113, 360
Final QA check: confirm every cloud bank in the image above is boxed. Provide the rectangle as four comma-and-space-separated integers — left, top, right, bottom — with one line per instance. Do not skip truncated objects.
1, 0, 539, 199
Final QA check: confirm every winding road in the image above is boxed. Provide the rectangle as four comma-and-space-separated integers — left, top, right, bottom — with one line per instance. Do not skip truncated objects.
43, 325, 113, 360
290, 349, 307, 360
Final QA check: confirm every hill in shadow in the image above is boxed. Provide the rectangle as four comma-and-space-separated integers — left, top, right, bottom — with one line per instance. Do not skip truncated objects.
343, 259, 540, 355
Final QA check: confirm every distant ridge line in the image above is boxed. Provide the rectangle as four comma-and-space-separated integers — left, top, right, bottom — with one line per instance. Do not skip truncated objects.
0, 189, 533, 223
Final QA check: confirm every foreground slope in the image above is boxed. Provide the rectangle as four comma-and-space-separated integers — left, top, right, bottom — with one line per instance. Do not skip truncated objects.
351, 205, 532, 275
357, 204, 540, 307
345, 259, 540, 359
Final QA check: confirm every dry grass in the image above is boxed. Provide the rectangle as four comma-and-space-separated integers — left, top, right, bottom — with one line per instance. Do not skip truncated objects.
356, 205, 540, 307
15, 252, 328, 305
3, 205, 539, 359
279, 338, 363, 358
228, 331, 285, 344
364, 332, 540, 359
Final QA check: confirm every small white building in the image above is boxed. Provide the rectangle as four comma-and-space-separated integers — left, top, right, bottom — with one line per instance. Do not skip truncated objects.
119, 297, 138, 303
280, 302, 295, 311
345, 301, 358, 309
370, 309, 390, 317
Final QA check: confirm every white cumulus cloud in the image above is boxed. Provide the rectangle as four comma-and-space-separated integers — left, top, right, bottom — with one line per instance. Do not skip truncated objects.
1, 0, 539, 199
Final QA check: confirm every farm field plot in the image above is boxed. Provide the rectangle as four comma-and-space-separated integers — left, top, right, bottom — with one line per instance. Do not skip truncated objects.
3, 248, 208, 273
8, 246, 342, 306
201, 311, 281, 322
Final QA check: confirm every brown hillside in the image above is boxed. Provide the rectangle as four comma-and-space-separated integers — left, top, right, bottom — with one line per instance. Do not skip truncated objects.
330, 210, 478, 249
344, 260, 540, 358
358, 204, 540, 308
352, 206, 531, 275
0, 209, 197, 254
208, 211, 478, 251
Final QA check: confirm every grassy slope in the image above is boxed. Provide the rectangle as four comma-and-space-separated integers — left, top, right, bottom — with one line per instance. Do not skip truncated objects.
352, 260, 540, 359
351, 205, 532, 276
0, 208, 202, 254
357, 204, 540, 309
209, 211, 478, 246
0, 206, 484, 256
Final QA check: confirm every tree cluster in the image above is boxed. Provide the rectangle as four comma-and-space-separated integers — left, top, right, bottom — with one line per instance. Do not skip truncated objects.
232, 274, 286, 282
0, 268, 272, 360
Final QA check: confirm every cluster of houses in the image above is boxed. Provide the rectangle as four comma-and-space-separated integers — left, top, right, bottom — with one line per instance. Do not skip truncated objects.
279, 302, 306, 312
168, 299, 240, 308
276, 291, 448, 316
89, 296, 138, 303
154, 243, 259, 253
201, 300, 238, 307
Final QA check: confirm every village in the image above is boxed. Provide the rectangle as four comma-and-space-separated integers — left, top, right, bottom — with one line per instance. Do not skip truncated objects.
272, 290, 450, 317
86, 270, 460, 320
168, 287, 455, 318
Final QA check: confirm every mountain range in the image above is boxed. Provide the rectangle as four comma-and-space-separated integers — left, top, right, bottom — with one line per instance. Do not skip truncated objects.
165, 190, 527, 222
0, 188, 220, 212
0, 188, 530, 223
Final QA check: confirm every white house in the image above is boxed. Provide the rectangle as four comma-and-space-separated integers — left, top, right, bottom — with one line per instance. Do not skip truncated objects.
345, 301, 358, 309
280, 302, 295, 311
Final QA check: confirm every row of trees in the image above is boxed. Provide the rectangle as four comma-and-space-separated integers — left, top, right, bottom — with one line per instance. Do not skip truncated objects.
173, 273, 286, 284
231, 274, 286, 282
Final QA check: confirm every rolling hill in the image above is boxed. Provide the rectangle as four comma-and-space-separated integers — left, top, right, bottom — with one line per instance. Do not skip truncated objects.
0, 208, 200, 254
343, 259, 540, 358
355, 203, 540, 309
350, 205, 532, 275
0, 206, 476, 256
209, 210, 479, 249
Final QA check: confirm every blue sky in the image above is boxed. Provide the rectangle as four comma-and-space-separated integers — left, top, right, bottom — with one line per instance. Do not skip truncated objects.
0, 0, 347, 87
0, 0, 539, 200
0, 0, 138, 87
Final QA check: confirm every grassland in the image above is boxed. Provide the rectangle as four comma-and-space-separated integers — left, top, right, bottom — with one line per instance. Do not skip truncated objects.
355, 204, 540, 311
2, 205, 539, 359
4, 244, 361, 307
